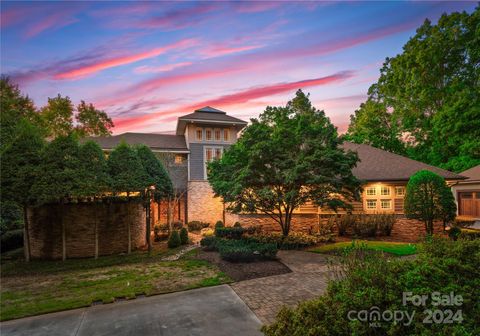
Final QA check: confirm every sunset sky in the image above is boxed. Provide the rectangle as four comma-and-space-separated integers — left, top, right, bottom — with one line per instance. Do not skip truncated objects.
1, 1, 476, 134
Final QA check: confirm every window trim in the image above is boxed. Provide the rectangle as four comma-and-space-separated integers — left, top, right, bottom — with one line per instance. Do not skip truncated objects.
223, 128, 230, 142
380, 199, 392, 210
196, 128, 203, 141
366, 199, 377, 210
366, 187, 376, 196
380, 186, 391, 196
214, 128, 222, 141
395, 186, 405, 197
205, 128, 213, 141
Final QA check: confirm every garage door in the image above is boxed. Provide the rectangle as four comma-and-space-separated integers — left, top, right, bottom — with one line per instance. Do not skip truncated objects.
458, 192, 480, 218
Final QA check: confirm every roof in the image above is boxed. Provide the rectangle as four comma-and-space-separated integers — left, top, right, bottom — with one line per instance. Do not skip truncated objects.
459, 165, 480, 181
341, 142, 466, 181
176, 106, 247, 135
85, 132, 188, 152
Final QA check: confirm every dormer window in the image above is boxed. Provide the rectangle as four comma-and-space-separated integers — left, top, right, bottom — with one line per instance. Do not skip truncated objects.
214, 129, 221, 141
205, 128, 212, 141
223, 128, 230, 141
196, 128, 203, 141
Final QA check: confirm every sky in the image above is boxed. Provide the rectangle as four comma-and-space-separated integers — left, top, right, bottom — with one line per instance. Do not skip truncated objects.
1, 1, 477, 134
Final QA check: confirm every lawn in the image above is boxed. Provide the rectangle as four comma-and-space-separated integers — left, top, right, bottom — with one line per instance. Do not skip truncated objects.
0, 245, 230, 321
309, 240, 417, 256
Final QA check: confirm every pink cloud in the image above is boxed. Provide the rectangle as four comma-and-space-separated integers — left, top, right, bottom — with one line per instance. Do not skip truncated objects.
24, 11, 78, 38
198, 44, 263, 58
53, 38, 197, 80
113, 71, 354, 131
133, 62, 193, 74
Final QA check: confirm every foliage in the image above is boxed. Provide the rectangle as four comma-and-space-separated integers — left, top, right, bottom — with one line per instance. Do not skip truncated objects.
0, 201, 23, 235
0, 229, 23, 252
448, 226, 462, 241
77, 141, 109, 198
200, 236, 219, 251
318, 217, 336, 236
172, 221, 183, 230
404, 170, 456, 234
335, 213, 396, 237
215, 220, 224, 228
179, 227, 189, 245
336, 214, 354, 236
217, 239, 278, 262
187, 221, 210, 231
233, 222, 242, 228
39, 94, 75, 138
351, 215, 377, 237
375, 213, 396, 236
345, 8, 480, 172
135, 144, 173, 200
75, 100, 114, 137
167, 230, 181, 248
250, 232, 331, 250
107, 141, 150, 196
153, 224, 169, 241
201, 228, 214, 237
244, 225, 262, 235
215, 227, 245, 239
263, 238, 480, 335
208, 90, 362, 236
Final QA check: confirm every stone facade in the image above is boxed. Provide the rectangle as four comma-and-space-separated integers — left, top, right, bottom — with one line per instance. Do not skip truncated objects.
187, 181, 225, 225
28, 202, 146, 260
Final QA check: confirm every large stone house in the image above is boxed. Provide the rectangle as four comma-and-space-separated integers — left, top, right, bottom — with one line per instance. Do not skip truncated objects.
91, 106, 465, 238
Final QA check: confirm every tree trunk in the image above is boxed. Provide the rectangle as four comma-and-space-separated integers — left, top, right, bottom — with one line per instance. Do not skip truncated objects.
94, 199, 98, 259
167, 197, 173, 232
61, 201, 66, 261
222, 201, 226, 225
146, 197, 151, 254
23, 204, 30, 262
127, 193, 131, 254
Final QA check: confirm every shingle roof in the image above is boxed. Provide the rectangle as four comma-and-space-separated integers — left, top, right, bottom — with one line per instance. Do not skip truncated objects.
84, 132, 188, 152
342, 142, 466, 181
460, 165, 480, 181
176, 106, 247, 134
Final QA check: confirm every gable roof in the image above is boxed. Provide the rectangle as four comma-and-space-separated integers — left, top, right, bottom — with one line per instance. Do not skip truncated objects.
176, 106, 247, 135
84, 132, 188, 152
342, 142, 465, 181
459, 165, 480, 181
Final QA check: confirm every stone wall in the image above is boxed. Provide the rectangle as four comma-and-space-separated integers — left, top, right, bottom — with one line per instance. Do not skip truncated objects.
234, 213, 444, 242
187, 181, 225, 225
28, 202, 146, 260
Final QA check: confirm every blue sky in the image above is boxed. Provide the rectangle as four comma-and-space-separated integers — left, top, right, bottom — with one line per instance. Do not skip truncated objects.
1, 1, 476, 133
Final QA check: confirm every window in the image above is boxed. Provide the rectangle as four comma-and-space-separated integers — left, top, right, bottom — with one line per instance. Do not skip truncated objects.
223, 128, 230, 141
204, 147, 223, 179
196, 128, 203, 141
366, 187, 376, 196
174, 155, 183, 164
395, 186, 405, 196
205, 128, 212, 141
214, 129, 221, 141
366, 200, 377, 210
380, 186, 390, 196
381, 199, 392, 210
205, 148, 213, 162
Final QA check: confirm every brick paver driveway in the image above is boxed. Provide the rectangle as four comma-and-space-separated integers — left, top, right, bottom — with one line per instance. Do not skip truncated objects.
230, 250, 337, 324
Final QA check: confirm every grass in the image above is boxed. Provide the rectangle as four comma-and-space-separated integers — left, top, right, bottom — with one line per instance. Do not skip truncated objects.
0, 244, 231, 321
309, 240, 417, 256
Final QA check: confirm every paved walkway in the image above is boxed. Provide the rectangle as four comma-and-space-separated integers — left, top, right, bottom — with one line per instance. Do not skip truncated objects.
230, 250, 337, 324
1, 285, 262, 336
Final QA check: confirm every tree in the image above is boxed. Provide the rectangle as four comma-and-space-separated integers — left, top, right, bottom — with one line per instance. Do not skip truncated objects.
439, 184, 457, 231
39, 94, 75, 138
75, 101, 114, 137
78, 141, 109, 258
107, 142, 150, 253
347, 7, 480, 172
208, 90, 362, 236
31, 134, 82, 260
136, 145, 173, 252
404, 170, 456, 235
0, 120, 45, 261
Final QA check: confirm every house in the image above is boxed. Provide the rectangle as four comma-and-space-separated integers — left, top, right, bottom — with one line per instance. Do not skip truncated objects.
451, 165, 480, 219
90, 106, 465, 237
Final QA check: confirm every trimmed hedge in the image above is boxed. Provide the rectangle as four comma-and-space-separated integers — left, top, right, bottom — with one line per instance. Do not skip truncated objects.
250, 232, 333, 250
179, 227, 188, 245
215, 227, 245, 239
335, 213, 396, 237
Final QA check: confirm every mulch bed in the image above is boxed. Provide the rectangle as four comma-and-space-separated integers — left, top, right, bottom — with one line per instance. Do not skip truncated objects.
195, 250, 291, 282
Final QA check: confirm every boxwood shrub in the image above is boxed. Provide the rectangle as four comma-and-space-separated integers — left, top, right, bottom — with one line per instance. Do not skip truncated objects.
215, 227, 245, 239
218, 240, 277, 262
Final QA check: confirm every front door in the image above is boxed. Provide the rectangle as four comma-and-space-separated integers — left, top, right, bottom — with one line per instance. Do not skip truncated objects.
458, 191, 480, 218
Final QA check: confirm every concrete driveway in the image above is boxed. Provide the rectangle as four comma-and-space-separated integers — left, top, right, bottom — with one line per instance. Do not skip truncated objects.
1, 285, 262, 336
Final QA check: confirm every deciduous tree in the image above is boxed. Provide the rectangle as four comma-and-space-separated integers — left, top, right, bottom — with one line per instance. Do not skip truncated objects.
75, 101, 114, 137
208, 90, 362, 236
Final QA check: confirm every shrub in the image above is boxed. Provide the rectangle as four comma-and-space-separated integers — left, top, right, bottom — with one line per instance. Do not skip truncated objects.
153, 223, 169, 241
0, 229, 23, 252
215, 227, 245, 239
263, 238, 480, 336
375, 213, 396, 236
351, 214, 377, 237
244, 225, 262, 235
448, 226, 462, 241
201, 228, 214, 237
251, 232, 327, 250
337, 214, 354, 236
172, 221, 183, 230
200, 236, 219, 251
179, 227, 188, 245
187, 221, 209, 231
318, 217, 336, 236
167, 230, 181, 248
218, 239, 277, 262
215, 220, 224, 229
233, 222, 242, 228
